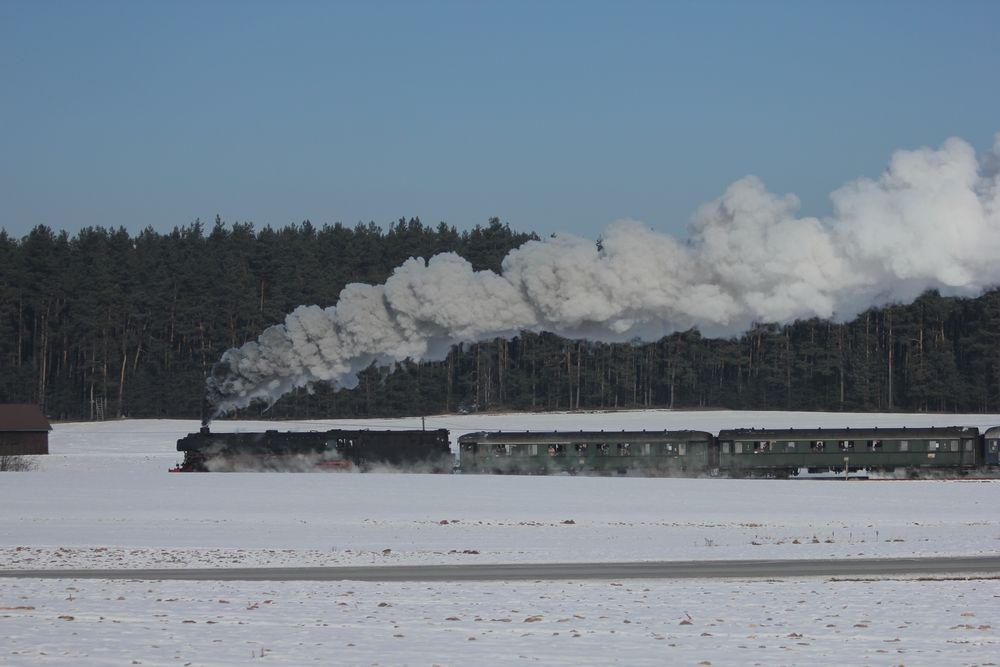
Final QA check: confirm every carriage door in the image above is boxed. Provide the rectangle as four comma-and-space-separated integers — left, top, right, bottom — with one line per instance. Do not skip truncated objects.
960, 436, 975, 467
708, 438, 721, 468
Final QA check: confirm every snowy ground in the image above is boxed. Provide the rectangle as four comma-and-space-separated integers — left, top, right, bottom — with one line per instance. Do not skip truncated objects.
2, 409, 999, 665
4, 576, 998, 666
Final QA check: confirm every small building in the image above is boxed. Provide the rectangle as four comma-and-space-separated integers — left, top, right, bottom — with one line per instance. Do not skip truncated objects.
0, 404, 51, 456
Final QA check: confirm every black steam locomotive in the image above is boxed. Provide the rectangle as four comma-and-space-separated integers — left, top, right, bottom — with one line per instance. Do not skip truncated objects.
173, 426, 453, 472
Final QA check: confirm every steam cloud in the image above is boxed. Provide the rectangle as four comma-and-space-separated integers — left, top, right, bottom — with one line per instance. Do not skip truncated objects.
207, 134, 1000, 416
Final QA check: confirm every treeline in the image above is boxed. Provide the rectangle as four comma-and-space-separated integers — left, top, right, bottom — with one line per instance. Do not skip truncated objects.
1, 218, 999, 420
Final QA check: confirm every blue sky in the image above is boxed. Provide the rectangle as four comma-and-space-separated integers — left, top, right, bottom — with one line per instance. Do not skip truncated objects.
2, 0, 998, 241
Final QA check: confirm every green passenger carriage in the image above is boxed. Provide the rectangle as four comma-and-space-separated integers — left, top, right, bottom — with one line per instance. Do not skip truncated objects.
716, 426, 981, 477
457, 430, 715, 475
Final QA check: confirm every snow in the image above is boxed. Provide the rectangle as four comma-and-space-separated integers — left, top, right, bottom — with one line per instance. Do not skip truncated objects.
4, 577, 998, 666
2, 409, 1000, 665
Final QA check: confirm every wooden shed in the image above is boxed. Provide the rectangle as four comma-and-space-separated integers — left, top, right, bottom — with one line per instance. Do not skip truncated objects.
0, 404, 51, 456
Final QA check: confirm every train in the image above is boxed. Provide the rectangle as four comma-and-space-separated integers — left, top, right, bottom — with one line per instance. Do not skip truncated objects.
173, 426, 453, 472
174, 423, 1000, 477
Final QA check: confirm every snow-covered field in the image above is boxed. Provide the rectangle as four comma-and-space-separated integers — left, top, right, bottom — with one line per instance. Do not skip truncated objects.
2, 409, 999, 665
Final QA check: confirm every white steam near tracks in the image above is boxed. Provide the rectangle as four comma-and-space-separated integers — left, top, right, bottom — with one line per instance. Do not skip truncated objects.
208, 134, 1000, 415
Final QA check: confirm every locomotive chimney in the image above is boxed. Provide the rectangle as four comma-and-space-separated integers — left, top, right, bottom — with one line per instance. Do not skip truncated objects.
200, 392, 211, 433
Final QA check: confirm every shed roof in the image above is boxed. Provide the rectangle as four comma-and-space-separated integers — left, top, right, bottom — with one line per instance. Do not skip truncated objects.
0, 404, 52, 432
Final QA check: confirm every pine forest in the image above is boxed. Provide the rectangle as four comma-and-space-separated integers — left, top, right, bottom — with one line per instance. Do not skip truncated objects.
2, 218, 1000, 421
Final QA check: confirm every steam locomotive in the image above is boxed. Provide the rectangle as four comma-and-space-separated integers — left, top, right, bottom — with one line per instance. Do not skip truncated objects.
174, 423, 1000, 477
173, 426, 453, 472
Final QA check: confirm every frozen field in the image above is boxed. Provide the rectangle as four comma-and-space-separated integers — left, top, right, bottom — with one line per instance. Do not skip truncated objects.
2, 409, 999, 665
4, 576, 998, 666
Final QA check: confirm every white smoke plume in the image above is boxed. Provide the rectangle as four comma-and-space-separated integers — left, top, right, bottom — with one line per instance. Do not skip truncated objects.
207, 134, 1000, 415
